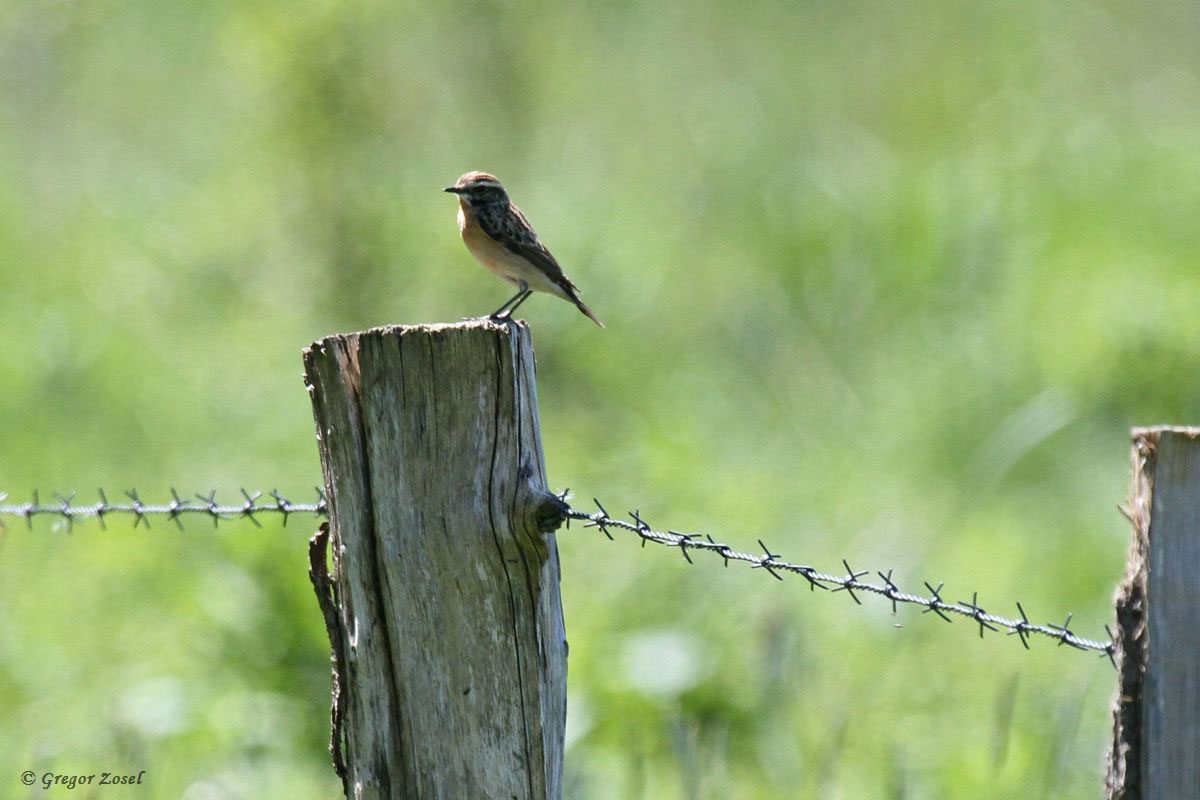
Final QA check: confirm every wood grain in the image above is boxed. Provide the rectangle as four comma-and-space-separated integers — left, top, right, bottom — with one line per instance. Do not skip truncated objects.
304, 320, 566, 799
1108, 427, 1200, 800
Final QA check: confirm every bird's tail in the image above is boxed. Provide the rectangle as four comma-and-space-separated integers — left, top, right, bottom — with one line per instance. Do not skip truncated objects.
554, 275, 604, 326
561, 287, 600, 328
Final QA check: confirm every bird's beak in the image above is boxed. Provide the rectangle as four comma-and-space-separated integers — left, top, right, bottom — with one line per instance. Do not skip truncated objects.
444, 186, 463, 194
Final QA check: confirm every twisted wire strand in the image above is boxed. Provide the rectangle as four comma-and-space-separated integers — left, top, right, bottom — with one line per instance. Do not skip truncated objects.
0, 488, 326, 530
563, 496, 1115, 662
0, 488, 1114, 661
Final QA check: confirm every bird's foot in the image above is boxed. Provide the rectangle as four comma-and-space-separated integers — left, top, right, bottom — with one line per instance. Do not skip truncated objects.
459, 314, 517, 326
487, 312, 518, 325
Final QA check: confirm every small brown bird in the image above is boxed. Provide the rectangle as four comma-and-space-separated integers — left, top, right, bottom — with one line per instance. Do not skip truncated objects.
445, 171, 603, 327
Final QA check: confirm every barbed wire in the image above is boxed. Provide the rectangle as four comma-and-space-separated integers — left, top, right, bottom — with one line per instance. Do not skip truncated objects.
0, 487, 1114, 662
561, 494, 1116, 663
0, 488, 326, 530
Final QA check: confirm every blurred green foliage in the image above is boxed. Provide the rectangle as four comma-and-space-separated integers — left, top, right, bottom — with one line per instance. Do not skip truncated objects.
2, 0, 1197, 797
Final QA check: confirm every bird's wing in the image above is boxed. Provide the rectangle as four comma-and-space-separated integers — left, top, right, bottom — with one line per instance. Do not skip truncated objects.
479, 203, 575, 288
476, 201, 603, 326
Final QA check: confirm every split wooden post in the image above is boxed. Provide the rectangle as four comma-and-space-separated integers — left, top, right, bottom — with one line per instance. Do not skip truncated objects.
1107, 427, 1200, 799
303, 320, 568, 800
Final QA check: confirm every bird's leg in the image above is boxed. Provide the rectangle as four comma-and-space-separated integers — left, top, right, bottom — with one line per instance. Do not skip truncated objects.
488, 282, 531, 321
488, 290, 526, 320
504, 288, 534, 317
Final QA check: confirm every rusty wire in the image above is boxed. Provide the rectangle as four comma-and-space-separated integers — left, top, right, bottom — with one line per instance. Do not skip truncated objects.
0, 487, 1113, 662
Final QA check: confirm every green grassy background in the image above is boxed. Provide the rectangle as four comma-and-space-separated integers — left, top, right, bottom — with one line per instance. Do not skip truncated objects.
2, 1, 1197, 797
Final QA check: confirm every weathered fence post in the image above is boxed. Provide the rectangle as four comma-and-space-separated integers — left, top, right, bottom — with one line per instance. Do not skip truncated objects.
1107, 426, 1200, 799
303, 320, 568, 800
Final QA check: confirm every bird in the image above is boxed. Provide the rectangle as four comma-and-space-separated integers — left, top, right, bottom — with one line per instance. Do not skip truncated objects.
444, 171, 603, 327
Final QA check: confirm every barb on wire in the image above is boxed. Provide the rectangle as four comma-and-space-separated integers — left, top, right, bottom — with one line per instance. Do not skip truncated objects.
564, 498, 1115, 663
0, 489, 327, 529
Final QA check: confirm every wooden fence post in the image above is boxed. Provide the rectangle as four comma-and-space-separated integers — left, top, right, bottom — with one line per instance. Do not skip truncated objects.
303, 320, 568, 800
1107, 426, 1200, 799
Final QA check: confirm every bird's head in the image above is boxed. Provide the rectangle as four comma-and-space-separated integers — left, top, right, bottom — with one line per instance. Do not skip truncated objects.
444, 171, 510, 207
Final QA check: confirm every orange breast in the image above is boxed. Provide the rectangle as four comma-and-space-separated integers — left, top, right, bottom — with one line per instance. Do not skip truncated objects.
458, 203, 519, 284
456, 201, 569, 298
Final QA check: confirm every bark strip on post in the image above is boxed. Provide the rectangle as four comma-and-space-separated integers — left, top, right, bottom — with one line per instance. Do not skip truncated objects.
304, 320, 568, 800
1107, 426, 1200, 800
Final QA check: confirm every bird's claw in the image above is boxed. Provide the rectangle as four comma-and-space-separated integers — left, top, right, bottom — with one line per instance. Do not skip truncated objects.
487, 313, 517, 325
